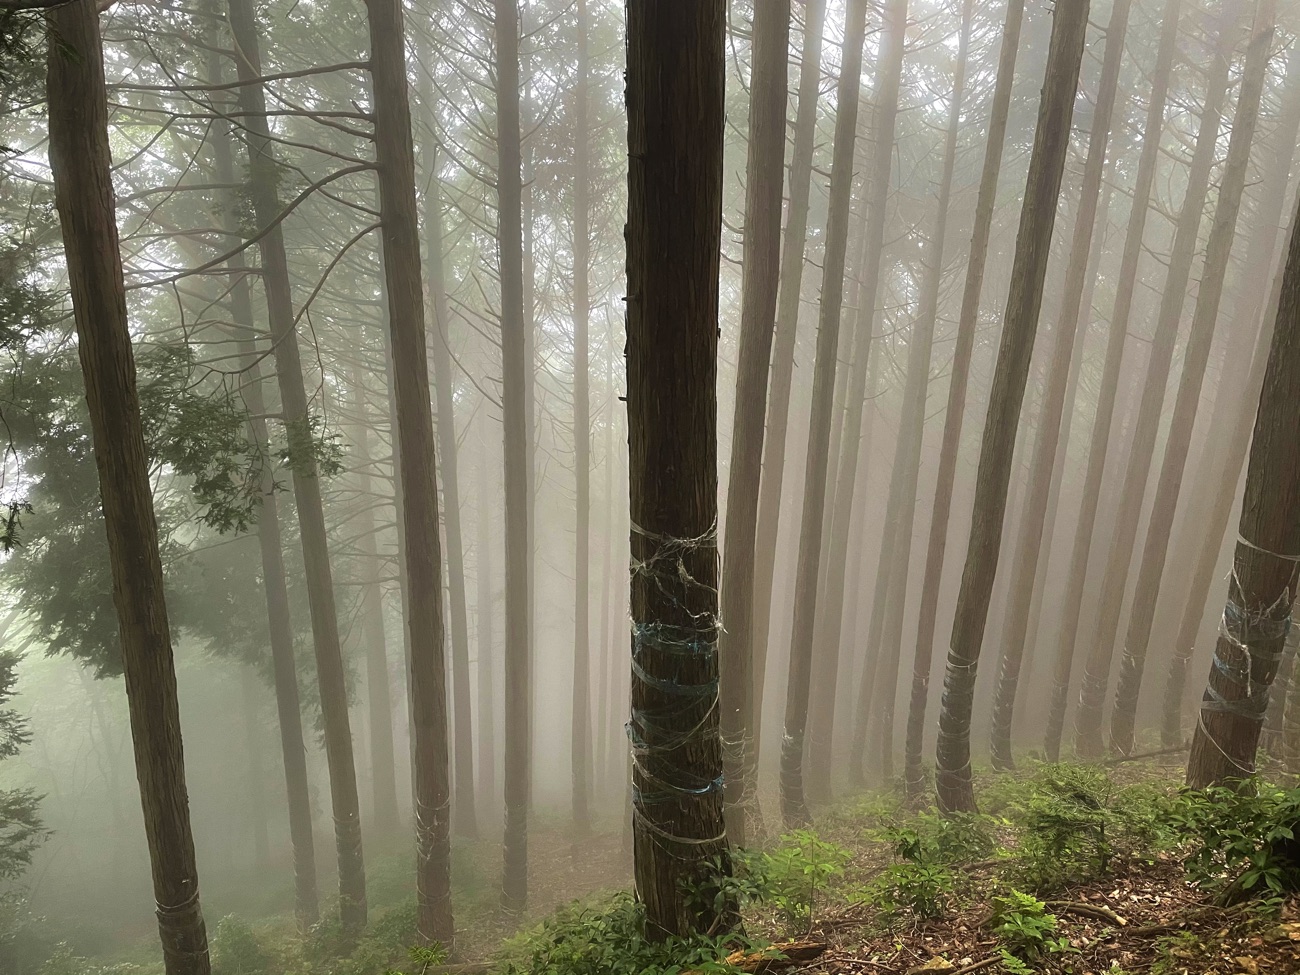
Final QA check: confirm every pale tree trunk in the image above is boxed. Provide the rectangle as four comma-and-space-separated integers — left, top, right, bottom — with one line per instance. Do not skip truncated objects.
751, 0, 826, 755
868, 0, 970, 784
495, 0, 532, 915
779, 0, 869, 826
1042, 0, 1181, 760
718, 0, 789, 846
46, 4, 211, 969
1110, 0, 1274, 755
1185, 186, 1300, 789
625, 0, 732, 938
570, 0, 595, 837
226, 0, 367, 934
904, 0, 1026, 800
475, 442, 497, 807
810, 0, 908, 802
987, 0, 1133, 770
365, 0, 456, 942
1072, 0, 1242, 758
1161, 44, 1300, 747
934, 0, 1088, 815
595, 352, 616, 799
239, 669, 271, 864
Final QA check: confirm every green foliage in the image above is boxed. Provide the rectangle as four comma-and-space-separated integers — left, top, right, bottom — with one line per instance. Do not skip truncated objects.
990, 890, 1072, 962
36, 942, 145, 975
210, 915, 270, 975
860, 862, 954, 920
383, 944, 449, 975
885, 811, 1001, 866
0, 650, 45, 882
1164, 783, 1300, 897
278, 413, 344, 482
1150, 931, 1203, 975
730, 830, 852, 932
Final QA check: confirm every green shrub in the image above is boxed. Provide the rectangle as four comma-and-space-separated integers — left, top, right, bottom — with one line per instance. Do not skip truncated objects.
210, 915, 270, 975
731, 830, 852, 933
990, 890, 1072, 964
885, 812, 1001, 866
859, 862, 954, 920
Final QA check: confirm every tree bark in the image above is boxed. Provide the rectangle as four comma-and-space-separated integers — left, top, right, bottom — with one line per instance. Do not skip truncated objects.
904, 0, 1026, 800
1072, 0, 1242, 758
718, 0, 789, 846
366, 0, 456, 943
934, 0, 1088, 814
1109, 0, 1275, 755
987, 0, 1133, 770
475, 442, 497, 807
778, 0, 869, 826
226, 0, 368, 935
1185, 185, 1300, 789
625, 0, 731, 938
46, 4, 211, 970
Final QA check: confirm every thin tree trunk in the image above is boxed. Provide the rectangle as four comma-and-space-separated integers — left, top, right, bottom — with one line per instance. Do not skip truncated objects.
595, 352, 616, 799
751, 0, 826, 756
1185, 185, 1300, 789
1042, 0, 1182, 761
475, 442, 497, 808
779, 0, 869, 826
1073, 1, 1241, 758
1282, 617, 1300, 772
987, 0, 1132, 770
46, 5, 211, 969
1110, 0, 1274, 755
625, 0, 731, 938
934, 0, 1088, 814
239, 668, 271, 865
718, 0, 789, 846
904, 0, 1026, 801
495, 0, 532, 915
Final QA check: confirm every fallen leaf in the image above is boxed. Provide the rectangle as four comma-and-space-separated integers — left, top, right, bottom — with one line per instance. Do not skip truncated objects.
1234, 956, 1258, 974
906, 959, 954, 974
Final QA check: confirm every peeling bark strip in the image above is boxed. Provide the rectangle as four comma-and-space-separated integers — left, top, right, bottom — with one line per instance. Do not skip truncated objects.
46, 2, 211, 971
935, 0, 1089, 815
625, 0, 732, 939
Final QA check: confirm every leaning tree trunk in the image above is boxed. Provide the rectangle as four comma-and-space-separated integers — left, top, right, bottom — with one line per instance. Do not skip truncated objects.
495, 0, 532, 915
904, 0, 1025, 801
1185, 186, 1300, 789
1072, 0, 1240, 758
46, 5, 211, 970
1109, 0, 1274, 755
987, 0, 1133, 770
226, 0, 368, 934
751, 0, 826, 757
625, 0, 732, 939
934, 0, 1088, 815
1042, 0, 1182, 761
1161, 42, 1300, 747
717, 0, 789, 846
778, 0, 870, 827
365, 0, 456, 944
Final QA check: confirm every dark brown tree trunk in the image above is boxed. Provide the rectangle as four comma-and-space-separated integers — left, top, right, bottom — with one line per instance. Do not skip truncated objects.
365, 0, 455, 942
570, 0, 595, 838
779, 0, 869, 826
718, 0, 789, 846
987, 0, 1132, 770
226, 0, 368, 934
1072, 0, 1241, 758
46, 4, 211, 970
934, 0, 1088, 815
495, 0, 532, 915
1110, 0, 1274, 755
625, 0, 731, 938
1043, 0, 1182, 761
904, 0, 1026, 800
751, 0, 826, 757
1185, 185, 1300, 789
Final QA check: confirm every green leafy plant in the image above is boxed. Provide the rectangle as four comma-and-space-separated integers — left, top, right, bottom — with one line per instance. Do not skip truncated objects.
990, 890, 1072, 962
732, 831, 852, 933
210, 914, 270, 975
861, 862, 954, 920
383, 943, 449, 975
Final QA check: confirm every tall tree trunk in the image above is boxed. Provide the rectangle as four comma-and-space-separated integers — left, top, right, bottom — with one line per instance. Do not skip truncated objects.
1185, 187, 1300, 789
1042, 0, 1182, 761
348, 376, 400, 834
718, 0, 789, 846
751, 0, 826, 756
569, 0, 595, 838
365, 0, 455, 943
868, 0, 970, 783
1282, 616, 1300, 771
239, 668, 271, 865
1109, 0, 1274, 755
226, 0, 368, 934
934, 0, 1088, 815
625, 0, 731, 938
595, 352, 616, 799
1072, 1, 1241, 758
811, 0, 908, 801
476, 442, 497, 807
904, 0, 1025, 800
987, 0, 1133, 770
1161, 44, 1300, 747
495, 0, 532, 915
779, 0, 869, 826
46, 5, 211, 970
